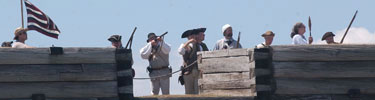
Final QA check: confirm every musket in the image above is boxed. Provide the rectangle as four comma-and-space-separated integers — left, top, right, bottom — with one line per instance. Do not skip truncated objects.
236, 32, 241, 48
154, 31, 168, 42
150, 31, 168, 60
125, 27, 137, 49
159, 31, 168, 38
340, 10, 358, 44
308, 16, 312, 37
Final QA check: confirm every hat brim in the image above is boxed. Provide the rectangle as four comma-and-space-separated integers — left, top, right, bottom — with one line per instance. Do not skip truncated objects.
108, 38, 119, 42
195, 28, 206, 33
321, 33, 335, 41
262, 34, 275, 37
191, 28, 206, 35
181, 30, 193, 38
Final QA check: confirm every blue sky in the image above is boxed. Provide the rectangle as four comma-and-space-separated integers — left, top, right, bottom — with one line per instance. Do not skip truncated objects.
1, 0, 374, 96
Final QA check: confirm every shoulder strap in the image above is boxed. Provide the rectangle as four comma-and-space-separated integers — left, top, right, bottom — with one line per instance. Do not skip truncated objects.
201, 43, 209, 51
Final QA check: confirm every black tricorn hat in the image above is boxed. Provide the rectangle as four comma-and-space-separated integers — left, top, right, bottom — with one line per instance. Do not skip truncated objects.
181, 29, 194, 38
147, 32, 156, 42
194, 28, 206, 33
191, 28, 206, 35
322, 32, 335, 41
108, 35, 122, 42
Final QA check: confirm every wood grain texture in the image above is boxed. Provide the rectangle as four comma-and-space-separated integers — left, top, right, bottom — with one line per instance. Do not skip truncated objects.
199, 78, 254, 90
272, 45, 375, 61
275, 78, 375, 94
200, 89, 255, 97
201, 72, 251, 81
0, 81, 117, 98
0, 48, 116, 64
273, 61, 375, 78
198, 56, 252, 74
198, 49, 252, 58
0, 64, 116, 82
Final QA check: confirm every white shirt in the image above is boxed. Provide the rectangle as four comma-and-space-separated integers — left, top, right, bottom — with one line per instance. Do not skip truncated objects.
213, 38, 242, 50
292, 34, 308, 45
256, 42, 268, 48
140, 41, 171, 59
12, 42, 31, 48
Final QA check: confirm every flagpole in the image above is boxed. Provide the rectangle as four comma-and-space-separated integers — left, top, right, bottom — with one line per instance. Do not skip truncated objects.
20, 0, 24, 28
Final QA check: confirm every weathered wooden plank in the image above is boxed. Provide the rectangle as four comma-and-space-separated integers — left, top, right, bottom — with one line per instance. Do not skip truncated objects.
201, 72, 251, 81
0, 64, 116, 82
274, 61, 375, 78
272, 45, 375, 61
275, 78, 375, 94
198, 48, 252, 58
271, 94, 375, 100
200, 89, 255, 96
254, 68, 271, 76
137, 95, 255, 100
256, 84, 272, 92
0, 48, 116, 64
0, 81, 117, 98
199, 78, 254, 90
198, 56, 252, 73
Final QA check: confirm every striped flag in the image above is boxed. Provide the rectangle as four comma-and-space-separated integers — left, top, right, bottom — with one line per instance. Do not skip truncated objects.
24, 0, 60, 39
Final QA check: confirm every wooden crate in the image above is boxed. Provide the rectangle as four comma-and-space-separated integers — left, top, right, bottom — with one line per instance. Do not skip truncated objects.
198, 49, 255, 96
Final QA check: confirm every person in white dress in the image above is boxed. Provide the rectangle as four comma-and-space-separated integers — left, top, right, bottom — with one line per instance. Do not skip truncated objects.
290, 22, 313, 45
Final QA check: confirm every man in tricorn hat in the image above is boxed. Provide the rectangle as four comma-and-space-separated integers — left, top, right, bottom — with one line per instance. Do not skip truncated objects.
213, 24, 242, 50
256, 31, 275, 48
108, 35, 123, 48
321, 32, 339, 44
140, 32, 171, 95
178, 28, 208, 94
12, 27, 33, 48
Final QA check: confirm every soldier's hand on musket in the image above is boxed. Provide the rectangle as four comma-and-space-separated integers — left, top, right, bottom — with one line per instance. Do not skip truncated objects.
151, 39, 158, 46
156, 37, 163, 42
309, 36, 313, 44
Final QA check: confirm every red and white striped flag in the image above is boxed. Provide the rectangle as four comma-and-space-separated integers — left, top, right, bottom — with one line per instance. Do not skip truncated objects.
25, 0, 60, 39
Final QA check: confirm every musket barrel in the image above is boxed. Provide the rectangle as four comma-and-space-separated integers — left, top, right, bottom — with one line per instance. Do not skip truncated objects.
340, 10, 358, 44
125, 27, 137, 49
236, 32, 241, 48
309, 16, 312, 37
160, 32, 168, 37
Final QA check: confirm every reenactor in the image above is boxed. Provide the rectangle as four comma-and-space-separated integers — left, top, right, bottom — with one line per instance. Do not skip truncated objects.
178, 28, 208, 94
321, 32, 339, 44
256, 31, 275, 48
12, 27, 33, 48
107, 35, 123, 48
290, 22, 313, 45
140, 32, 171, 95
213, 24, 242, 50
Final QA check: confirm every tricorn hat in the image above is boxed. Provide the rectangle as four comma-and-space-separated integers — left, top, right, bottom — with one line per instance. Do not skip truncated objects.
108, 35, 122, 42
322, 32, 335, 41
146, 33, 156, 42
192, 28, 206, 35
181, 29, 194, 38
262, 31, 275, 37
